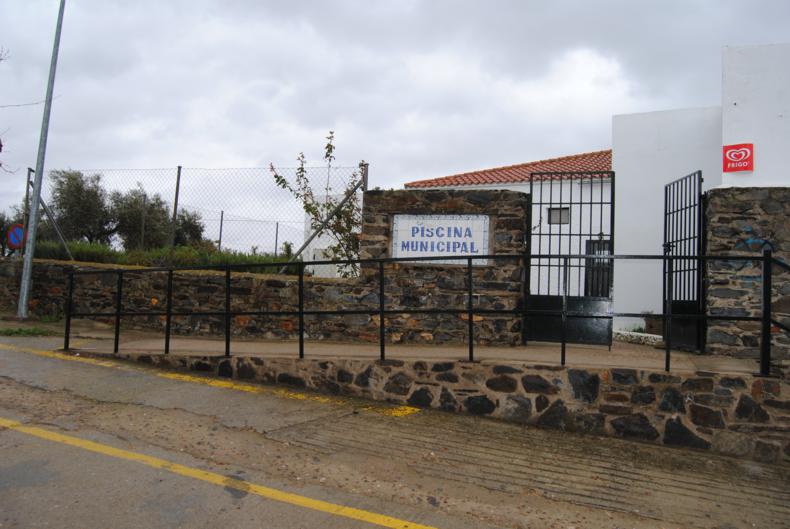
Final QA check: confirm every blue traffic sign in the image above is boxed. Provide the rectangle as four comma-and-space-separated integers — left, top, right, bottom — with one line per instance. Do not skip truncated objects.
7, 223, 25, 250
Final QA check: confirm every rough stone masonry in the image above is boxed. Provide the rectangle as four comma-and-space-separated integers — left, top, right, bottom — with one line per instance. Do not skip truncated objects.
65, 349, 790, 466
706, 187, 790, 369
0, 189, 529, 347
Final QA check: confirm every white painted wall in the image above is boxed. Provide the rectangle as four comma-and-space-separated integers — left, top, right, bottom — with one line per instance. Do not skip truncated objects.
612, 107, 723, 330
721, 43, 790, 187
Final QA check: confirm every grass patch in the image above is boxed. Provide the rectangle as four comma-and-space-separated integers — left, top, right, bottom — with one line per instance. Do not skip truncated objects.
0, 327, 60, 337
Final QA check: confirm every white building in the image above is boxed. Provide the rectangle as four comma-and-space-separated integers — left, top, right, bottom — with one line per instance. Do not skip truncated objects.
404, 150, 613, 298
404, 42, 790, 333
613, 42, 790, 329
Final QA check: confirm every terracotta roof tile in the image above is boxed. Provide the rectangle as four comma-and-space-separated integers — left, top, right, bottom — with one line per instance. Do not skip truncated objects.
404, 149, 612, 188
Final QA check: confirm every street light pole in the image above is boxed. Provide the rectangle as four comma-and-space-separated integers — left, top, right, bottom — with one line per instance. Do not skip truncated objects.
17, 0, 67, 319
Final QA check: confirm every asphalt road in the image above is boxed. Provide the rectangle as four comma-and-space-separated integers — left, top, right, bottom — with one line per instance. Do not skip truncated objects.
1, 334, 789, 529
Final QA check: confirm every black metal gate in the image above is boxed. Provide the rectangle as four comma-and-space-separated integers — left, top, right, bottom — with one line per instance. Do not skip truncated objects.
525, 171, 615, 345
663, 170, 706, 351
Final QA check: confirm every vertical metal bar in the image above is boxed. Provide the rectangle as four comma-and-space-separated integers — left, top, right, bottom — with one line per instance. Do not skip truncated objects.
576, 176, 582, 294
552, 178, 560, 295
672, 180, 683, 300
532, 176, 538, 295
680, 180, 685, 300
467, 257, 474, 362
524, 187, 533, 346
588, 175, 593, 295
63, 271, 74, 350
662, 184, 669, 341
379, 260, 385, 361
598, 172, 604, 297
170, 165, 182, 248
224, 268, 231, 357
218, 210, 224, 252
21, 168, 33, 255
273, 221, 279, 257
665, 257, 673, 372
140, 194, 147, 251
561, 257, 568, 366
569, 174, 577, 295
298, 262, 305, 359
522, 251, 529, 345
760, 249, 772, 376
683, 178, 688, 300
558, 173, 563, 292
608, 172, 615, 298
685, 176, 690, 299
164, 270, 173, 355
537, 176, 543, 294
113, 271, 123, 354
698, 176, 708, 353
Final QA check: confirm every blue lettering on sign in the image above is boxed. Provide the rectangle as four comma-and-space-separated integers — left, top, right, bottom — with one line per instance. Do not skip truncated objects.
398, 219, 485, 257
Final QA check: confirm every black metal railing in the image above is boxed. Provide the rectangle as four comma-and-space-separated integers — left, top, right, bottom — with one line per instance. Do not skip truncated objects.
63, 249, 788, 376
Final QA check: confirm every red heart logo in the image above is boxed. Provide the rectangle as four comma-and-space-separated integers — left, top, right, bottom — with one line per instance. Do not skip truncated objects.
726, 148, 751, 162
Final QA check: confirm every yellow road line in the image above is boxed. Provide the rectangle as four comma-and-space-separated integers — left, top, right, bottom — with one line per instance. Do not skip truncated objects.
0, 342, 124, 369
0, 416, 438, 529
0, 342, 420, 417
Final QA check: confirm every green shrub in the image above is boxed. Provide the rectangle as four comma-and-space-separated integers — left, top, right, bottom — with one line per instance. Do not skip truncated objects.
35, 240, 122, 263
33, 241, 300, 274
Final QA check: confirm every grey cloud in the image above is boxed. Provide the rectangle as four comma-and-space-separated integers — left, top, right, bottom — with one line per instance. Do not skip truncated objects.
1, 0, 789, 216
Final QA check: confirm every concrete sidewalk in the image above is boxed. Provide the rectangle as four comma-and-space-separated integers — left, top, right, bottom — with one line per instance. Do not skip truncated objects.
59, 318, 760, 375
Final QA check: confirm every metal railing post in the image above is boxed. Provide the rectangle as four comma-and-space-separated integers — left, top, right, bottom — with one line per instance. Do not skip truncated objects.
170, 165, 182, 248
561, 257, 568, 366
467, 257, 474, 362
665, 257, 673, 372
298, 262, 305, 359
761, 249, 772, 376
522, 252, 530, 346
164, 270, 173, 355
63, 271, 74, 350
379, 260, 385, 361
224, 268, 231, 357
113, 271, 123, 353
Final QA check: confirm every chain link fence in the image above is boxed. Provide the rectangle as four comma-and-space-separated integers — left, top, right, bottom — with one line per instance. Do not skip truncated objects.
38, 165, 362, 257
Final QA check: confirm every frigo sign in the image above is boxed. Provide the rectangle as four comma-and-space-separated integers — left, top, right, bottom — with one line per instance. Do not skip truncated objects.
391, 214, 490, 264
723, 143, 754, 173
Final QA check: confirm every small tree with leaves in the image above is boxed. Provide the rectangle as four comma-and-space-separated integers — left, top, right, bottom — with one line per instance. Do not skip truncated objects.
270, 131, 364, 277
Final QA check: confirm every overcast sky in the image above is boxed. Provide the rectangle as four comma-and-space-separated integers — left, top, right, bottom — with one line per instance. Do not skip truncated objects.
2, 0, 790, 219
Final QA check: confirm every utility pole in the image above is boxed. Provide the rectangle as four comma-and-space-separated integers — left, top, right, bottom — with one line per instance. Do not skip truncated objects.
18, 0, 66, 319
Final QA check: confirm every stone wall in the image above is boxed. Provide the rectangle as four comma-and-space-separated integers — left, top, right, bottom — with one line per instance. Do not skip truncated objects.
72, 349, 790, 466
0, 188, 529, 346
359, 189, 529, 344
706, 187, 790, 369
